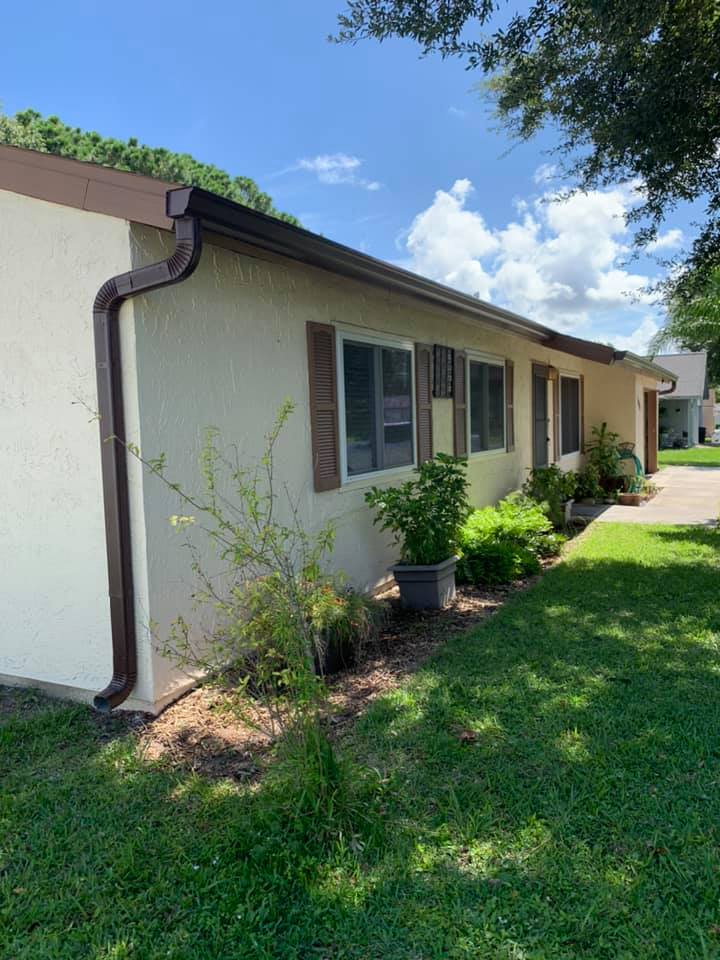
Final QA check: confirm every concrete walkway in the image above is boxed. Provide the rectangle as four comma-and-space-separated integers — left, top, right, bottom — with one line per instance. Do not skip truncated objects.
580, 466, 720, 525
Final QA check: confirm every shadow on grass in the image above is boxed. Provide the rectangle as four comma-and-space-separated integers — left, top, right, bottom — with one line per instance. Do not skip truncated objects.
3, 525, 720, 958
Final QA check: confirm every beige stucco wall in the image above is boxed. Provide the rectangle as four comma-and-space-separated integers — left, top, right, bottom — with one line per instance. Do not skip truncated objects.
127, 225, 653, 707
0, 190, 160, 708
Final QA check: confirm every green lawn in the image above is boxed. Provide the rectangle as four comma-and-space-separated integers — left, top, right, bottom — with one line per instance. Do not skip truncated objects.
658, 445, 720, 467
3, 523, 720, 958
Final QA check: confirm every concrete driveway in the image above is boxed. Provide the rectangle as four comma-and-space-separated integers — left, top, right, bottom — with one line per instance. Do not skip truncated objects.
589, 465, 720, 525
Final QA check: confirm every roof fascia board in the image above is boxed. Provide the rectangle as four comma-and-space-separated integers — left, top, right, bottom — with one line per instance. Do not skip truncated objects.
167, 187, 550, 343
613, 351, 678, 381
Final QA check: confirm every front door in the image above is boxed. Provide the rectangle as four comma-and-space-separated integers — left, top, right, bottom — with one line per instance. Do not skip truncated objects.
533, 364, 549, 468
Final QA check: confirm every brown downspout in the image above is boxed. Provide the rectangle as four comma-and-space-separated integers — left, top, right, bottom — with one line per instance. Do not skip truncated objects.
93, 215, 202, 711
659, 380, 677, 396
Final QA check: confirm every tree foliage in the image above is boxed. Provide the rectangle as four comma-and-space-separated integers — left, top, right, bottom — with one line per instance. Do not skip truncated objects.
0, 108, 299, 224
650, 267, 720, 386
335, 1, 720, 298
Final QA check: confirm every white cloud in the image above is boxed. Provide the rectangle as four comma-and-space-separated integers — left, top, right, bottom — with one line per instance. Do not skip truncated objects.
646, 228, 683, 252
533, 163, 558, 184
406, 181, 498, 300
448, 106, 466, 119
403, 178, 666, 337
289, 153, 382, 191
603, 316, 660, 354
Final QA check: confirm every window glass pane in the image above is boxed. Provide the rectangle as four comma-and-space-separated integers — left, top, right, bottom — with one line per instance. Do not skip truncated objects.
344, 341, 377, 475
382, 347, 413, 468
470, 360, 505, 452
561, 377, 580, 454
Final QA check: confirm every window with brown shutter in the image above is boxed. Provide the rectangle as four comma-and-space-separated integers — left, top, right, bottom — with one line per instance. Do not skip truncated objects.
505, 359, 515, 452
306, 321, 341, 491
453, 350, 468, 457
579, 374, 585, 452
415, 343, 433, 463
339, 332, 415, 478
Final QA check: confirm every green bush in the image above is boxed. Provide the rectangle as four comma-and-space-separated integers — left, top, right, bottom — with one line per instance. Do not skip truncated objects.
365, 454, 469, 565
456, 493, 563, 586
575, 463, 604, 501
585, 422, 622, 491
522, 465, 577, 526
457, 541, 540, 585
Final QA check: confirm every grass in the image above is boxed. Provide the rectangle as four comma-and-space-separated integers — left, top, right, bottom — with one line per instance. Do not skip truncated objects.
658, 445, 720, 467
3, 523, 720, 958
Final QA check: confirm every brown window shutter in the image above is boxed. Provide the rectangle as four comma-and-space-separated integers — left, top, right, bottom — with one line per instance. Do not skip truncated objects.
453, 350, 468, 457
306, 321, 340, 491
505, 358, 515, 452
415, 343, 434, 463
552, 375, 561, 462
579, 374, 585, 452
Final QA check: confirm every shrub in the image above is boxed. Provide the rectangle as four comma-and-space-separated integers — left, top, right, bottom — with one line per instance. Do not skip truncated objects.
365, 454, 469, 565
127, 401, 370, 827
522, 465, 577, 526
456, 493, 563, 586
575, 463, 604, 501
585, 422, 622, 491
457, 541, 540, 585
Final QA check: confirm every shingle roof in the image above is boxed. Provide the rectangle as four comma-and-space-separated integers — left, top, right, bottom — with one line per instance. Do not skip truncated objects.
652, 352, 708, 398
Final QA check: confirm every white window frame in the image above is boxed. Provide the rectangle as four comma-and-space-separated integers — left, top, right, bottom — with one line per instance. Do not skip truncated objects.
559, 372, 582, 457
336, 327, 417, 485
467, 350, 507, 459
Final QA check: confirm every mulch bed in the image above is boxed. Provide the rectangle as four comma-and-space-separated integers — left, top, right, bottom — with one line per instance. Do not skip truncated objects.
0, 572, 552, 783
130, 576, 545, 782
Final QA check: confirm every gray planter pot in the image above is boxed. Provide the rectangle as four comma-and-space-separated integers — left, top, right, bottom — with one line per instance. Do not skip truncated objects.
392, 556, 458, 610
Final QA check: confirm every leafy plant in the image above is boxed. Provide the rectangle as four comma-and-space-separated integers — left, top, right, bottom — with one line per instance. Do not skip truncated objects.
457, 541, 540, 586
575, 463, 604, 501
365, 454, 469, 565
126, 401, 362, 824
585, 422, 622, 491
456, 493, 562, 586
522, 465, 577, 527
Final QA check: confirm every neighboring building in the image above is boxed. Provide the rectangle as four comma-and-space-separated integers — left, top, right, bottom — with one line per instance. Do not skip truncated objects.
0, 145, 677, 713
654, 352, 709, 447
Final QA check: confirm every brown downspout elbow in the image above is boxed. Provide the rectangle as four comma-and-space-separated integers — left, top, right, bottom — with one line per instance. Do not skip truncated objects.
659, 380, 677, 396
93, 215, 202, 712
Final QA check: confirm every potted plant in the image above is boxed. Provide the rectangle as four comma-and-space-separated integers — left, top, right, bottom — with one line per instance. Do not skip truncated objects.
585, 422, 623, 494
365, 454, 469, 609
618, 475, 645, 506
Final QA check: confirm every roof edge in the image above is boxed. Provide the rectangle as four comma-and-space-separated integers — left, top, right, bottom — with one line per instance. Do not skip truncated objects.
614, 351, 678, 381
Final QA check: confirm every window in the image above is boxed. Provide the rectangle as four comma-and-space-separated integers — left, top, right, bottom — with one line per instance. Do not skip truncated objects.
560, 375, 580, 455
342, 338, 414, 477
469, 358, 505, 453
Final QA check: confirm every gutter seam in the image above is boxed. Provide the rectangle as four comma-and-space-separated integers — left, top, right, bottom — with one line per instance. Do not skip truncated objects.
92, 215, 202, 712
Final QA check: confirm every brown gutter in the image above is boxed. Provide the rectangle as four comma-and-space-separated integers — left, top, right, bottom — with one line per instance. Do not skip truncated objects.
93, 215, 202, 711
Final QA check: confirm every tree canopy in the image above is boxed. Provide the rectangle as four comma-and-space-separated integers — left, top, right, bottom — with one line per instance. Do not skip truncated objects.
335, 1, 720, 301
650, 268, 720, 386
0, 109, 299, 225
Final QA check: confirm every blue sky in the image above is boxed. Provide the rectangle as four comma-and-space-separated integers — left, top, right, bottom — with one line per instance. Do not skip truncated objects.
1, 0, 692, 352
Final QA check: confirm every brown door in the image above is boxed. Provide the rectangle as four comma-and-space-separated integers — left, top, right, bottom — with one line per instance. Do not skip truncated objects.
644, 390, 658, 474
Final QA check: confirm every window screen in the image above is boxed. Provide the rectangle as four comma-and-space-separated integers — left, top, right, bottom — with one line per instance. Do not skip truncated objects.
560, 376, 580, 455
343, 340, 413, 476
469, 360, 505, 453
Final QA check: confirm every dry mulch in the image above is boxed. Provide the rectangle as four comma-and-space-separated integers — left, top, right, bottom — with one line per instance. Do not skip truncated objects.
131, 576, 544, 782
0, 573, 551, 783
